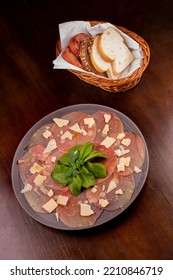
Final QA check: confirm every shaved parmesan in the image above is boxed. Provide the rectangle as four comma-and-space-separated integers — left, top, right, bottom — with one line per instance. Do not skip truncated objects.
121, 138, 131, 147
134, 166, 142, 173
84, 117, 95, 128
104, 113, 111, 123
42, 198, 57, 213
69, 123, 82, 133
117, 162, 125, 172
115, 189, 123, 195
34, 174, 46, 186
30, 162, 44, 174
81, 128, 87, 136
42, 129, 52, 139
80, 203, 94, 216
99, 199, 109, 208
61, 131, 73, 141
21, 183, 32, 193
115, 149, 122, 157
91, 186, 98, 193
43, 139, 57, 153
57, 195, 68, 206
107, 179, 117, 193
102, 124, 109, 135
117, 132, 125, 140
53, 118, 69, 127
47, 189, 54, 197
51, 156, 56, 163
55, 212, 59, 221
119, 157, 131, 167
100, 136, 116, 148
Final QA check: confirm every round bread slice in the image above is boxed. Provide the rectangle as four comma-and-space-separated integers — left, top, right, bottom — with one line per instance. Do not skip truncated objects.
98, 27, 124, 62
79, 37, 97, 72
90, 35, 110, 73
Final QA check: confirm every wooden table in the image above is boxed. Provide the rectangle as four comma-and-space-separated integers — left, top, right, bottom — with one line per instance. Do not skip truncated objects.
0, 0, 173, 260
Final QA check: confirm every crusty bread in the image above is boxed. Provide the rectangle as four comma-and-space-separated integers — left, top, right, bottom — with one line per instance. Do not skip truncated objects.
111, 43, 134, 75
90, 35, 110, 73
98, 27, 124, 62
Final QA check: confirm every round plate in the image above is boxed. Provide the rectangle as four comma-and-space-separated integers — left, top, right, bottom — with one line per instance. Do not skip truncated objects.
11, 104, 149, 230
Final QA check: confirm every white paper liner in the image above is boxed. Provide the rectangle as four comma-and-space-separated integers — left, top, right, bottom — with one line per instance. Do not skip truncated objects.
53, 21, 143, 79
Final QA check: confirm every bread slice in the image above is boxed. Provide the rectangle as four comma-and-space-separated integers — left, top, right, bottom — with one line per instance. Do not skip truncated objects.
112, 43, 134, 75
106, 64, 119, 79
90, 35, 110, 73
98, 27, 124, 62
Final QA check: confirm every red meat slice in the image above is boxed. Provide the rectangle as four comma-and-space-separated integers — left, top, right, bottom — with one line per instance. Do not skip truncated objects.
86, 174, 135, 211
94, 144, 118, 184
115, 132, 145, 176
51, 111, 97, 152
106, 174, 135, 211
92, 110, 124, 145
29, 123, 54, 147
57, 191, 103, 228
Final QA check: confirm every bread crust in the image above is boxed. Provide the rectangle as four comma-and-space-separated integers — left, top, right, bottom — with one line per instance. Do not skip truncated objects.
90, 35, 110, 73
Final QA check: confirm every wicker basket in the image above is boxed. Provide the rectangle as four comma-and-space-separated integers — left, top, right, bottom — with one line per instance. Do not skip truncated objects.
56, 21, 150, 93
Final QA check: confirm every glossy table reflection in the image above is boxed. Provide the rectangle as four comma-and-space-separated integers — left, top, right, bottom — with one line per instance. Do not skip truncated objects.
0, 0, 173, 260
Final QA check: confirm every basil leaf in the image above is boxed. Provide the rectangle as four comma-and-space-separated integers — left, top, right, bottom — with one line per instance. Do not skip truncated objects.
69, 175, 82, 196
83, 150, 107, 162
85, 162, 107, 178
51, 142, 107, 196
51, 165, 69, 186
79, 142, 93, 160
59, 153, 71, 166
79, 166, 96, 188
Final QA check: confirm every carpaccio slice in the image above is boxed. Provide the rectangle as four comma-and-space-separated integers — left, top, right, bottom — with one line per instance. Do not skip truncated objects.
114, 132, 145, 176
29, 123, 54, 147
18, 109, 146, 228
57, 191, 103, 228
86, 174, 135, 211
51, 111, 97, 152
92, 110, 124, 145
94, 144, 118, 183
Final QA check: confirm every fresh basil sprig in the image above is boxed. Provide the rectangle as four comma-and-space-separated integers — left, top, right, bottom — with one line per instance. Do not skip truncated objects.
51, 142, 107, 196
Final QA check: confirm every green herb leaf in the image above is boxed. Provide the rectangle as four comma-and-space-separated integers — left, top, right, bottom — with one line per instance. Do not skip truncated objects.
83, 150, 107, 162
69, 175, 82, 196
51, 164, 69, 186
79, 142, 93, 160
51, 142, 107, 196
85, 162, 107, 178
78, 166, 96, 188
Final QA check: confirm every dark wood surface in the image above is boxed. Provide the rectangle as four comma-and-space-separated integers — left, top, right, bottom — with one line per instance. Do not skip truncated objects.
1, 0, 173, 260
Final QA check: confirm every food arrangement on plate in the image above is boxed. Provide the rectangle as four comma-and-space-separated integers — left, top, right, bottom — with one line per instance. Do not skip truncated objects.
14, 105, 148, 229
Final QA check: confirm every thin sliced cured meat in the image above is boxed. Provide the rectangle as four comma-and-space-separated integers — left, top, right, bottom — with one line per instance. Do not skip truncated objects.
86, 174, 135, 211
57, 191, 103, 228
115, 132, 145, 176
51, 111, 97, 152
18, 152, 45, 184
23, 174, 62, 213
92, 110, 124, 145
29, 123, 54, 147
86, 174, 118, 206
29, 144, 49, 162
94, 144, 118, 183
106, 174, 135, 211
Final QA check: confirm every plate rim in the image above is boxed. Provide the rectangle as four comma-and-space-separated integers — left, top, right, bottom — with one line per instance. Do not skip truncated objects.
11, 103, 149, 230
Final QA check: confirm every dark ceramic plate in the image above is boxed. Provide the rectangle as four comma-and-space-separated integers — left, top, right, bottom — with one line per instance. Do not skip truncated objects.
11, 104, 149, 230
